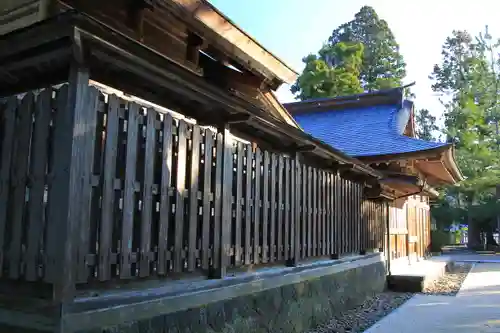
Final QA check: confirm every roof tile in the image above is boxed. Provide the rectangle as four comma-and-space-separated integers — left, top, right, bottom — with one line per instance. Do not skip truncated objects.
293, 104, 447, 157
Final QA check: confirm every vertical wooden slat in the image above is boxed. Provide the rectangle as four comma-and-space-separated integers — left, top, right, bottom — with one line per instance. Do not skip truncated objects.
98, 94, 120, 281
269, 153, 276, 263
253, 148, 261, 264
211, 132, 223, 271
301, 164, 307, 259
353, 183, 358, 253
318, 169, 322, 256
243, 145, 252, 265
340, 178, 345, 254
187, 126, 201, 272
292, 155, 300, 266
331, 173, 336, 256
357, 185, 362, 253
45, 86, 69, 285
212, 125, 232, 278
25, 90, 52, 281
173, 120, 187, 273
0, 97, 17, 276
200, 130, 213, 271
277, 155, 284, 261
140, 109, 157, 277
325, 173, 331, 257
284, 157, 290, 261
8, 93, 34, 279
334, 174, 339, 257
234, 142, 244, 266
312, 168, 317, 257
320, 171, 326, 255
157, 113, 173, 275
307, 167, 312, 258
349, 181, 354, 253
345, 179, 349, 254
75, 88, 99, 282
46, 69, 94, 300
120, 103, 140, 278
261, 151, 269, 263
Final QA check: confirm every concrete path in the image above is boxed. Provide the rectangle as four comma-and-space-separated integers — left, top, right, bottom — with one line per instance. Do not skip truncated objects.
365, 263, 500, 333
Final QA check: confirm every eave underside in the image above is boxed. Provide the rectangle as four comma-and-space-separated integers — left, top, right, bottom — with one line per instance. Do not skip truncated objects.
359, 146, 463, 187
0, 11, 381, 184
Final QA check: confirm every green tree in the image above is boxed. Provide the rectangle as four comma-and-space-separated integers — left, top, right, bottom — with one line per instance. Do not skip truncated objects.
430, 28, 500, 247
291, 6, 407, 100
415, 109, 439, 141
291, 42, 364, 99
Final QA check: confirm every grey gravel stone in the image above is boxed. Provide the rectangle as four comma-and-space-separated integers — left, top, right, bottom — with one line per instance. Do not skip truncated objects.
421, 263, 472, 296
306, 263, 472, 333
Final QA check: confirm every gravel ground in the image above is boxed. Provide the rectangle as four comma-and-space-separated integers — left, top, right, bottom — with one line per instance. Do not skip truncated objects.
306, 263, 472, 333
422, 263, 472, 296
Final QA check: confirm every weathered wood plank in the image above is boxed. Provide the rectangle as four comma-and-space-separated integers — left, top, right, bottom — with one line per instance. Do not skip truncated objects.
9, 92, 34, 279
291, 155, 299, 266
276, 155, 284, 261
284, 157, 290, 261
201, 129, 214, 271
120, 103, 141, 279
261, 151, 270, 263
24, 90, 51, 281
307, 166, 312, 258
139, 109, 157, 277
321, 171, 326, 256
325, 172, 329, 256
253, 148, 261, 265
98, 94, 120, 281
269, 153, 276, 263
234, 142, 244, 266
334, 174, 339, 256
187, 125, 201, 272
212, 132, 223, 271
173, 120, 188, 273
312, 167, 317, 257
0, 97, 17, 277
330, 173, 335, 255
74, 88, 100, 283
213, 125, 232, 278
243, 145, 252, 265
46, 69, 93, 300
301, 164, 307, 259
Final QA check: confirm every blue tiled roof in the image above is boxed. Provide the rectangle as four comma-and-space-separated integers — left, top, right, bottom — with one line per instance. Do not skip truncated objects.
293, 103, 448, 157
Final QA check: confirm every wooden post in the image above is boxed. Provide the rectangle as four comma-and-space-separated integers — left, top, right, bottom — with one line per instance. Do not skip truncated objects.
45, 63, 92, 302
385, 200, 391, 276
209, 123, 232, 278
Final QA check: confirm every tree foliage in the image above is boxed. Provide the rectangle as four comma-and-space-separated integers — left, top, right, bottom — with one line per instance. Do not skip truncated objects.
291, 6, 406, 100
430, 28, 500, 246
415, 109, 439, 141
291, 42, 364, 99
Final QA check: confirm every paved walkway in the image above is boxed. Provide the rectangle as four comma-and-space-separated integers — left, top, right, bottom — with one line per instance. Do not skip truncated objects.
365, 263, 500, 333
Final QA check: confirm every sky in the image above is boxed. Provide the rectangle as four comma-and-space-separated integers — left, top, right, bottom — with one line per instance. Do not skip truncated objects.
209, 0, 500, 123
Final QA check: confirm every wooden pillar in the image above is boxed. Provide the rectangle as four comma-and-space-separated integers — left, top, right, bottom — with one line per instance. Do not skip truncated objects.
385, 200, 392, 276
44, 63, 92, 303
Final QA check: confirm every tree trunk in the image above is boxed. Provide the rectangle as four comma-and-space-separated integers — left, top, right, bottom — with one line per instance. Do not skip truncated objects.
486, 229, 498, 246
467, 217, 481, 248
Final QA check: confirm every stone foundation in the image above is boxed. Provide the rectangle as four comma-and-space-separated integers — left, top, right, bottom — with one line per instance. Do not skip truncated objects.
0, 255, 387, 333
80, 256, 386, 333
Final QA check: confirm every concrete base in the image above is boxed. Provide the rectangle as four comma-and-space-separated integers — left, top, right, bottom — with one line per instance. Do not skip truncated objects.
387, 257, 450, 292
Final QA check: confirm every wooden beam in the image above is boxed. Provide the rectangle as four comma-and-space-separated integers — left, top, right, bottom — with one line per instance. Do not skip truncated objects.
294, 144, 316, 153
198, 113, 253, 126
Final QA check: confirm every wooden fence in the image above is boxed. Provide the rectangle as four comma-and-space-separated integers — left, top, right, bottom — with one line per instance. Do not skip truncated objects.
0, 84, 387, 291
